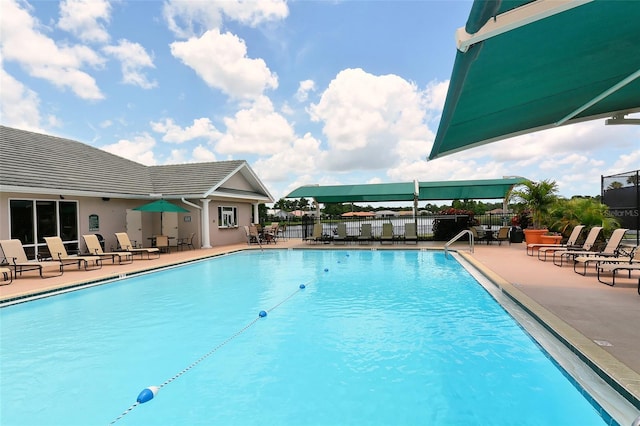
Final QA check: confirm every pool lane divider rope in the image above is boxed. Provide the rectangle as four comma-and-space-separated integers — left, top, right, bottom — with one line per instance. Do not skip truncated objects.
108, 273, 325, 425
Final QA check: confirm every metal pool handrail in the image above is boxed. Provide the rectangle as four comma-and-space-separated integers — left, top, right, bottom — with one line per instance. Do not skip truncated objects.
445, 229, 474, 257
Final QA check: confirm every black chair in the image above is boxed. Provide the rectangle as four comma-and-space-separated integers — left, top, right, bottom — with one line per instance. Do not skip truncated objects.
177, 233, 195, 251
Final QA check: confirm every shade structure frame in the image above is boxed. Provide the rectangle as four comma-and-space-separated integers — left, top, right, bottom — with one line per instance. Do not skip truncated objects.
429, 0, 640, 160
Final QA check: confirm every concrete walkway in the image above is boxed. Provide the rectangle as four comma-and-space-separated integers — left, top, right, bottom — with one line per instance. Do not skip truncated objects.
2, 238, 639, 408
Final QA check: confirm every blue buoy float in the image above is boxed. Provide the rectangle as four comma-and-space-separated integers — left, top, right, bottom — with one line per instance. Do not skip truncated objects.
136, 386, 159, 404
324, 268, 329, 272
259, 310, 267, 318
299, 284, 306, 289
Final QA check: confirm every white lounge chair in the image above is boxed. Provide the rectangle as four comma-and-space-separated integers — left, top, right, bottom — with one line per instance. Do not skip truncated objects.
532, 225, 584, 257
550, 226, 602, 266
571, 229, 628, 274
83, 234, 133, 264
0, 239, 63, 278
44, 236, 102, 270
115, 232, 160, 259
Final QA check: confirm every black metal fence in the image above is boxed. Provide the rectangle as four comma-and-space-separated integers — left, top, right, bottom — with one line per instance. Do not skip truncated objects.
268, 213, 517, 241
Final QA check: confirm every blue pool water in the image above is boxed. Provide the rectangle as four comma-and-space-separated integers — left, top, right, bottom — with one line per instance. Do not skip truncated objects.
0, 250, 610, 425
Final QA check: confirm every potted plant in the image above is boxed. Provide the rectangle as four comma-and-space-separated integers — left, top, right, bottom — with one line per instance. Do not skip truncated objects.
509, 179, 559, 244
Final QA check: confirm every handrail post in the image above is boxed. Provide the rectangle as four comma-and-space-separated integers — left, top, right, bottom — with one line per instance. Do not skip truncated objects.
444, 230, 474, 257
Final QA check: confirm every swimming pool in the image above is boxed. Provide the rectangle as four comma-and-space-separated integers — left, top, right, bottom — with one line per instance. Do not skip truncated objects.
0, 250, 623, 425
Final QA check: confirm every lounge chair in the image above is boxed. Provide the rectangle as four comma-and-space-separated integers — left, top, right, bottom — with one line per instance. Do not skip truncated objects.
495, 226, 510, 245
358, 224, 372, 244
404, 223, 418, 244
380, 223, 394, 245
551, 226, 603, 266
332, 223, 348, 245
44, 236, 102, 270
114, 232, 160, 259
596, 251, 640, 293
571, 229, 629, 274
305, 223, 326, 244
0, 239, 63, 278
177, 233, 196, 251
532, 225, 585, 258
82, 234, 133, 264
1, 267, 13, 285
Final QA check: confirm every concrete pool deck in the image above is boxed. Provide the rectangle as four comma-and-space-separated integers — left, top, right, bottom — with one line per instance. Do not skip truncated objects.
1, 238, 639, 411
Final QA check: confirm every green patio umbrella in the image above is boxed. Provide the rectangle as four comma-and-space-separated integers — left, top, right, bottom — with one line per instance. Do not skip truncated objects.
133, 199, 189, 233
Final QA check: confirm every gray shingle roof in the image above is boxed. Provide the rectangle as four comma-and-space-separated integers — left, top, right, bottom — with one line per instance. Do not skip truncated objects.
0, 126, 271, 200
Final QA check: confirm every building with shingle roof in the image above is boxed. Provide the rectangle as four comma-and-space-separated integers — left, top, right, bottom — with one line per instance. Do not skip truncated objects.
0, 126, 274, 255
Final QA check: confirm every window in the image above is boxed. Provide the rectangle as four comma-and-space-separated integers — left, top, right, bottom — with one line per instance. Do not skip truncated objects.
9, 199, 79, 259
218, 206, 238, 228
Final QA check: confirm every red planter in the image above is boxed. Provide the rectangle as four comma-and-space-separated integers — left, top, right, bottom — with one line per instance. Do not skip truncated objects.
523, 229, 548, 245
540, 235, 562, 244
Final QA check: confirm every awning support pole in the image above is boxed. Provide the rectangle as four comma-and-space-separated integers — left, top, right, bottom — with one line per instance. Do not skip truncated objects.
556, 68, 640, 125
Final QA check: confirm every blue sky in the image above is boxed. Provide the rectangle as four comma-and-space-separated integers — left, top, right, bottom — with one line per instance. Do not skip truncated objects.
1, 0, 638, 204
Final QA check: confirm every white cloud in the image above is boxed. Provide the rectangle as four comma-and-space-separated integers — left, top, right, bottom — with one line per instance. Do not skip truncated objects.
170, 29, 278, 99
216, 96, 295, 155
0, 0, 104, 100
252, 132, 325, 182
0, 66, 43, 131
103, 39, 157, 89
163, 0, 288, 38
58, 0, 111, 43
151, 117, 222, 144
309, 68, 432, 171
192, 144, 217, 162
295, 79, 315, 102
100, 133, 157, 165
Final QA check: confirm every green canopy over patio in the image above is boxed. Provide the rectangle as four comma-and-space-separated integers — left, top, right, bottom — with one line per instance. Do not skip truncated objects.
429, 0, 640, 160
286, 178, 526, 203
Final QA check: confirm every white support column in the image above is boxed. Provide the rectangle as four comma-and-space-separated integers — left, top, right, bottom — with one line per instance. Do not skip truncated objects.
253, 203, 259, 224
201, 199, 212, 248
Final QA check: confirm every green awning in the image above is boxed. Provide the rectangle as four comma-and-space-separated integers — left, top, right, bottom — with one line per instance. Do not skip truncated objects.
286, 178, 526, 203
418, 178, 525, 200
429, 0, 640, 160
286, 183, 416, 203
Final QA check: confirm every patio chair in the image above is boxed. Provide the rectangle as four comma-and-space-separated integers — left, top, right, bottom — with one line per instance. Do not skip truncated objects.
114, 232, 161, 259
358, 224, 372, 244
551, 226, 603, 266
0, 239, 63, 278
404, 223, 418, 244
571, 229, 629, 274
262, 224, 277, 244
244, 226, 261, 245
532, 225, 584, 257
469, 226, 490, 244
332, 223, 348, 245
380, 223, 394, 245
155, 235, 170, 253
1, 267, 13, 285
82, 234, 133, 264
177, 233, 196, 251
495, 226, 510, 245
305, 223, 326, 244
44, 236, 102, 270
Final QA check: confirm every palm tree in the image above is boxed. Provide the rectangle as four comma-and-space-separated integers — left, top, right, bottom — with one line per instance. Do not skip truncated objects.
509, 179, 559, 229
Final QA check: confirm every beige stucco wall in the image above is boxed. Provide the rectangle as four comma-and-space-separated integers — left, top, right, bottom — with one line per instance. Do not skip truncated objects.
1, 192, 260, 251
